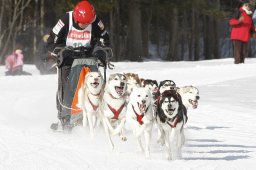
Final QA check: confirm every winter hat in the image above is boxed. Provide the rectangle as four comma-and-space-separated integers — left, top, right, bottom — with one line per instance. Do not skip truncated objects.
240, 0, 250, 5
238, 0, 250, 7
15, 49, 22, 54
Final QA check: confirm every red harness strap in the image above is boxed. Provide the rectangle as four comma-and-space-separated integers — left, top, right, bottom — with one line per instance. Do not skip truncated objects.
88, 96, 99, 111
87, 91, 101, 111
132, 105, 149, 125
166, 115, 182, 128
108, 103, 126, 120
136, 113, 144, 125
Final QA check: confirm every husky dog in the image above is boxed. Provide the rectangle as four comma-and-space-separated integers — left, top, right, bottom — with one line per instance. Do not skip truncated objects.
77, 71, 104, 139
100, 73, 128, 150
158, 80, 177, 94
156, 90, 187, 160
157, 80, 184, 115
126, 87, 154, 158
177, 85, 200, 110
125, 73, 141, 96
140, 78, 145, 87
141, 79, 159, 116
142, 79, 159, 100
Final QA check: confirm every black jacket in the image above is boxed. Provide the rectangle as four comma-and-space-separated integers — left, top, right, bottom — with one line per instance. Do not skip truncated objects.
47, 12, 110, 53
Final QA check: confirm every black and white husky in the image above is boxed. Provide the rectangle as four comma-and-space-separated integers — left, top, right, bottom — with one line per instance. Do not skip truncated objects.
100, 73, 128, 150
158, 80, 177, 94
156, 90, 187, 160
126, 87, 154, 158
77, 71, 104, 139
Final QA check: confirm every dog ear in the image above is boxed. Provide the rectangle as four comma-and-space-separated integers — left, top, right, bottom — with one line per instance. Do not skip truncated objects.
153, 80, 158, 86
123, 73, 127, 80
159, 80, 165, 88
157, 100, 167, 123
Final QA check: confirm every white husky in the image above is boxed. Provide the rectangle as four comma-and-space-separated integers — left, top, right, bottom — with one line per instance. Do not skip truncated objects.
77, 71, 104, 139
100, 73, 128, 150
177, 85, 200, 110
126, 87, 154, 158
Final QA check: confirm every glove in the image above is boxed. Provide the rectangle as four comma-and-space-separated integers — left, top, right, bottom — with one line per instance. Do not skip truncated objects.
56, 55, 63, 68
94, 50, 107, 67
56, 47, 74, 67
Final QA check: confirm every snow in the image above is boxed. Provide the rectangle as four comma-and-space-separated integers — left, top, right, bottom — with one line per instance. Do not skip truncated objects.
0, 58, 256, 170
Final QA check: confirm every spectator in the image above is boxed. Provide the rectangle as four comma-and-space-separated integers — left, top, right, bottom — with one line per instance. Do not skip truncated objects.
229, 0, 256, 64
5, 49, 24, 76
5, 48, 32, 76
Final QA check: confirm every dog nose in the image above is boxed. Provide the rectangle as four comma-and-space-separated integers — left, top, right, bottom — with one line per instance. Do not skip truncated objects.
142, 100, 146, 104
120, 82, 125, 87
94, 78, 98, 81
196, 96, 200, 100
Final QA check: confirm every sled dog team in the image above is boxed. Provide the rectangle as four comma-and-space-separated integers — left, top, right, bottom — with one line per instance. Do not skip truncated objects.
77, 71, 200, 160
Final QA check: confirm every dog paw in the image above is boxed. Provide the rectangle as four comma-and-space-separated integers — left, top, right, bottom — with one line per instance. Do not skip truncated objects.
145, 151, 150, 159
167, 155, 172, 160
121, 136, 127, 141
145, 155, 151, 159
157, 138, 165, 146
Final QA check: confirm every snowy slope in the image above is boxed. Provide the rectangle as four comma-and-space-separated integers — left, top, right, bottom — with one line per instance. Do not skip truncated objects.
0, 58, 256, 170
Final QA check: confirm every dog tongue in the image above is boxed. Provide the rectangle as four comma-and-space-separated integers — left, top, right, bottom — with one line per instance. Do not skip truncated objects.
115, 86, 123, 94
91, 82, 99, 88
139, 104, 146, 113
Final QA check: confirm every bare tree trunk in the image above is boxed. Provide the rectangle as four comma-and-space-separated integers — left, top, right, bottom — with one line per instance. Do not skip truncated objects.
167, 8, 178, 61
194, 11, 200, 61
141, 0, 153, 58
127, 0, 143, 61
0, 1, 5, 52
180, 11, 188, 60
189, 6, 195, 61
33, 0, 38, 60
213, 19, 219, 59
151, 0, 160, 57
40, 0, 45, 36
110, 0, 121, 61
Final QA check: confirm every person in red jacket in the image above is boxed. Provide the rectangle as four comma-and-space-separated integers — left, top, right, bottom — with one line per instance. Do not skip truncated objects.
229, 0, 255, 64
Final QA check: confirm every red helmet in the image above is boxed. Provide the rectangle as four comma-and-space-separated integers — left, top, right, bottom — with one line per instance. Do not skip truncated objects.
73, 1, 96, 24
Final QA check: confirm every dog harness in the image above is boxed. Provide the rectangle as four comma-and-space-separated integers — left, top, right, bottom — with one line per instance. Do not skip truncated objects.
166, 114, 182, 128
87, 95, 99, 111
132, 105, 149, 125
108, 103, 126, 120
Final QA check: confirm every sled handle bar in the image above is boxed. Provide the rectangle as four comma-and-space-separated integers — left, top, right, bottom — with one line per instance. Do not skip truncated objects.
51, 46, 115, 69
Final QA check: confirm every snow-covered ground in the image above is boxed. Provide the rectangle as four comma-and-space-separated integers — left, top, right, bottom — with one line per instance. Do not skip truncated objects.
0, 58, 256, 170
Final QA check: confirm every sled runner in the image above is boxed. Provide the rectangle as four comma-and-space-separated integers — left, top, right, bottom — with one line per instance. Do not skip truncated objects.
50, 45, 114, 132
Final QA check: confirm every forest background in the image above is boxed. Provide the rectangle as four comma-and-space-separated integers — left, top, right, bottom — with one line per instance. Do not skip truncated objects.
1, 0, 256, 64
